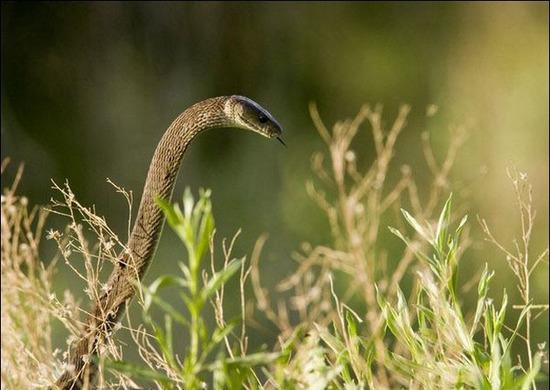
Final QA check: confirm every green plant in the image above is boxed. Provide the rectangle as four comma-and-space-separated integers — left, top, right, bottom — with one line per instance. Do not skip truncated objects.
380, 194, 542, 388
108, 189, 280, 389
252, 192, 546, 389
247, 103, 547, 389
1, 102, 547, 390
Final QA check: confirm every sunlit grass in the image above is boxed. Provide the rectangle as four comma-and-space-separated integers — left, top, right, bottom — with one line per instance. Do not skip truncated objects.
1, 102, 547, 389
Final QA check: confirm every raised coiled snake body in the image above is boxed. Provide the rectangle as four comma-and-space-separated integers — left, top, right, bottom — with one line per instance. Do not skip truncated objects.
53, 96, 282, 389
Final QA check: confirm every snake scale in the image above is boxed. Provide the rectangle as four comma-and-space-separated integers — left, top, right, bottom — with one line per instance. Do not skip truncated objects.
52, 96, 283, 389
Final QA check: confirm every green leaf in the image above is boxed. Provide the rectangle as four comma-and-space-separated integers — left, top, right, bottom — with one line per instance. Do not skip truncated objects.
375, 284, 387, 311
495, 291, 508, 334
195, 206, 214, 264
179, 291, 194, 312
477, 263, 494, 297
183, 187, 194, 219
387, 228, 435, 267
224, 351, 281, 368
435, 193, 453, 254
142, 286, 190, 326
314, 323, 346, 353
105, 359, 173, 385
388, 226, 409, 245
200, 320, 239, 362
489, 327, 502, 390
400, 208, 432, 243
144, 275, 188, 313
152, 315, 178, 369
178, 261, 192, 283
415, 292, 428, 332
471, 264, 494, 337
345, 310, 357, 338
156, 197, 187, 242
519, 352, 542, 390
200, 258, 243, 303
456, 214, 468, 238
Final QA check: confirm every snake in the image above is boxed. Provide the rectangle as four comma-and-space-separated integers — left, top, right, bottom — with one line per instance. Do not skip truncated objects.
52, 95, 283, 389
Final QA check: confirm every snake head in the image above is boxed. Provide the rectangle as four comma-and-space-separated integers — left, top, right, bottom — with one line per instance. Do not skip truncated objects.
226, 95, 284, 144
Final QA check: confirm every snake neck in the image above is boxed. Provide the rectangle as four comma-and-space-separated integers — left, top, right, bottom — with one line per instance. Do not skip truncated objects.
126, 96, 230, 276
53, 94, 283, 390
52, 97, 233, 390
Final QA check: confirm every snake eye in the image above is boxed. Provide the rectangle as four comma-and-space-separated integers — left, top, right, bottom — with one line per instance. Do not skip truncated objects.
258, 114, 268, 124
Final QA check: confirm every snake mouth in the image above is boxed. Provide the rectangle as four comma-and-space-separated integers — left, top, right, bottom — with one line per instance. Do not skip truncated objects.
268, 127, 285, 147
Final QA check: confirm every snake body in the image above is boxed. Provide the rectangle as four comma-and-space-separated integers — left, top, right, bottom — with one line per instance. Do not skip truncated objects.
53, 95, 282, 389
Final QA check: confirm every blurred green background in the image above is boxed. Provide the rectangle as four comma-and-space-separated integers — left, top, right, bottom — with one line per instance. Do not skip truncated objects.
1, 0, 548, 370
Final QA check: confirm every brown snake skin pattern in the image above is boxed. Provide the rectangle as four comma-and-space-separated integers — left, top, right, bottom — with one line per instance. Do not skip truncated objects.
52, 96, 273, 389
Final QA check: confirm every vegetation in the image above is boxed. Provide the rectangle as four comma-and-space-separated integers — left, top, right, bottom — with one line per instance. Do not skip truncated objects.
1, 104, 547, 389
